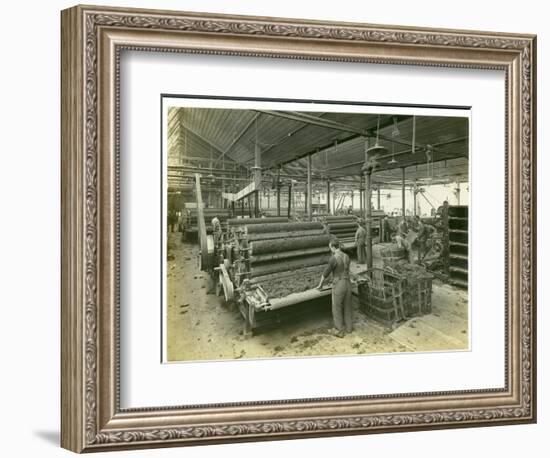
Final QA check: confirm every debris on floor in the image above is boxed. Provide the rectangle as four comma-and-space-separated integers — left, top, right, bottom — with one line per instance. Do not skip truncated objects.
166, 234, 469, 362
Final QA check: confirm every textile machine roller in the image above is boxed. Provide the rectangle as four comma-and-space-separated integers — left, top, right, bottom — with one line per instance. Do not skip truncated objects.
324, 212, 384, 248
213, 216, 289, 300
216, 220, 334, 334
324, 215, 358, 249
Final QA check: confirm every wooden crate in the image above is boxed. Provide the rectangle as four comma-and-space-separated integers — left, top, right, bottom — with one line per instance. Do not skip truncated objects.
403, 275, 433, 316
384, 263, 434, 316
357, 268, 406, 326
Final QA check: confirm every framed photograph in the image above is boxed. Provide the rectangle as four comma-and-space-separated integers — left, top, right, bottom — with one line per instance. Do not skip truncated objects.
61, 4, 537, 453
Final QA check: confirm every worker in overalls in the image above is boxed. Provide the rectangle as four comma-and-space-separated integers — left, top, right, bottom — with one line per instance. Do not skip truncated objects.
355, 219, 367, 264
167, 210, 177, 233
397, 216, 408, 237
382, 215, 392, 242
317, 239, 353, 338
211, 216, 222, 244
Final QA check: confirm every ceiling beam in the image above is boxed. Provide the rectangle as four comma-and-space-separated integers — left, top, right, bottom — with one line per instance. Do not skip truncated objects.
167, 166, 362, 185
177, 119, 249, 174
264, 115, 407, 170
179, 121, 224, 157
323, 135, 468, 174
259, 118, 322, 156
257, 110, 366, 136
329, 156, 468, 178
263, 111, 465, 159
213, 112, 261, 165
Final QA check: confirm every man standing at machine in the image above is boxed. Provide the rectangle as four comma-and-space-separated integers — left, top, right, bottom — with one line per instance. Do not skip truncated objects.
355, 219, 367, 264
211, 215, 222, 243
382, 214, 392, 243
317, 239, 353, 338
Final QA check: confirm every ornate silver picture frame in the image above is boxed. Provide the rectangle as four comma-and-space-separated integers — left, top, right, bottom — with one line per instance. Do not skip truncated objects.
61, 4, 536, 452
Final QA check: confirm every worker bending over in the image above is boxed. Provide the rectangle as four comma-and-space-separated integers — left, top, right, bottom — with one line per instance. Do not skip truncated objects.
355, 219, 367, 264
395, 216, 412, 263
317, 239, 353, 338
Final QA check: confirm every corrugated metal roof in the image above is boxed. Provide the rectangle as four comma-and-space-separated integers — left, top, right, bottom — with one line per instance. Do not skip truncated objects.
167, 106, 469, 187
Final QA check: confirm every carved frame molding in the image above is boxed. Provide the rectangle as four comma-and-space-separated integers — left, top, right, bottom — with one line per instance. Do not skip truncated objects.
61, 5, 536, 452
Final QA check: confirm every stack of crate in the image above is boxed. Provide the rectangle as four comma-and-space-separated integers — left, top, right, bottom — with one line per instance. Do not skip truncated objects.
357, 268, 406, 326
401, 270, 433, 316
447, 205, 468, 288
358, 263, 433, 326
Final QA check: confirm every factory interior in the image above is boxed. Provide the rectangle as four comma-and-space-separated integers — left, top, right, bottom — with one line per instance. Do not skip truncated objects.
165, 106, 470, 362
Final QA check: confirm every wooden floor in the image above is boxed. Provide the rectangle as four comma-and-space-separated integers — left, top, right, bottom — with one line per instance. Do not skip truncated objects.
166, 234, 469, 362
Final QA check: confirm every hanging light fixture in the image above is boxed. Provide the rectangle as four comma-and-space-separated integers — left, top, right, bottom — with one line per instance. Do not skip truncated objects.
391, 116, 400, 138
365, 114, 388, 156
388, 142, 398, 165
320, 146, 328, 180
425, 145, 433, 182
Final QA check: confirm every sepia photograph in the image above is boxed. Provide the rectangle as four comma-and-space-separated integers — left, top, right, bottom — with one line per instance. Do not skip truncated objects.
162, 97, 470, 363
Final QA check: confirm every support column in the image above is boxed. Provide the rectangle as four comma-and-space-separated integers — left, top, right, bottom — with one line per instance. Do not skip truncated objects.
276, 167, 281, 217
254, 191, 259, 218
401, 167, 406, 217
359, 175, 364, 219
287, 183, 292, 218
307, 154, 312, 221
241, 199, 244, 217
364, 161, 373, 270
252, 143, 262, 218
413, 181, 417, 217
455, 178, 461, 205
363, 137, 370, 219
326, 179, 331, 215
221, 162, 226, 209
377, 187, 381, 210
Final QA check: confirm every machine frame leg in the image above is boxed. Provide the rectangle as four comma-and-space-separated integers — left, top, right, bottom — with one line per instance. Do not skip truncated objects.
243, 303, 254, 338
